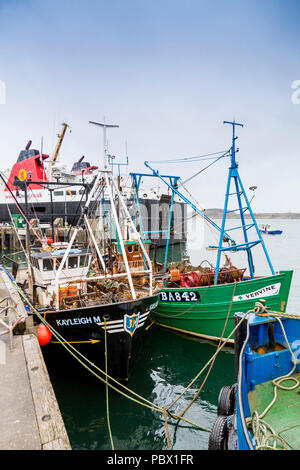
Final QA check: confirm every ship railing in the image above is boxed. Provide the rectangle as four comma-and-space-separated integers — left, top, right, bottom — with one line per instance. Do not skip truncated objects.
117, 260, 146, 273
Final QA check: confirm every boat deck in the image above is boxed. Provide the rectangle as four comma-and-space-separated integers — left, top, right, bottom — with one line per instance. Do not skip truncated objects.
248, 373, 300, 450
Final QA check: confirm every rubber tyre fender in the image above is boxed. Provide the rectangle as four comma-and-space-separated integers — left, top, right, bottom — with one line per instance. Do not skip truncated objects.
217, 384, 236, 416
208, 415, 229, 450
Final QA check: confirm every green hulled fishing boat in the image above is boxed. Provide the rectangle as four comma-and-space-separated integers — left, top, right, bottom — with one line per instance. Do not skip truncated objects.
153, 270, 293, 341
145, 120, 293, 341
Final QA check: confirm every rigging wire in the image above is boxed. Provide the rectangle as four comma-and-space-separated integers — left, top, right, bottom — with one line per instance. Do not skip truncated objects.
147, 149, 230, 164
179, 150, 230, 187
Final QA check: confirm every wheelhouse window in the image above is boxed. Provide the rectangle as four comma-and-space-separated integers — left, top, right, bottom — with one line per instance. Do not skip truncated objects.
32, 258, 40, 269
80, 255, 89, 267
54, 191, 64, 196
68, 256, 78, 269
43, 259, 53, 271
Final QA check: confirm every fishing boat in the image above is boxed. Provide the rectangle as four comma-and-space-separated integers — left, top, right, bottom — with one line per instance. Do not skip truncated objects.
259, 224, 283, 235
208, 302, 300, 450
3, 120, 159, 380
144, 120, 293, 341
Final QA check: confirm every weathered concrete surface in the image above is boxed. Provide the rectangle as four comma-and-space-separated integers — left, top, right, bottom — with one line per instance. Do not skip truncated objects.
0, 334, 41, 450
0, 333, 71, 450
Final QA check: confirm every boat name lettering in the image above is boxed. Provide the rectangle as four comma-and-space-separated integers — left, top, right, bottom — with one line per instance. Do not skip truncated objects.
233, 283, 281, 302
56, 316, 101, 327
149, 301, 159, 310
160, 291, 200, 302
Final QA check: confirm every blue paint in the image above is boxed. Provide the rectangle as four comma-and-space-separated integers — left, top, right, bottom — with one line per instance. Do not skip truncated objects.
234, 311, 300, 450
214, 121, 275, 284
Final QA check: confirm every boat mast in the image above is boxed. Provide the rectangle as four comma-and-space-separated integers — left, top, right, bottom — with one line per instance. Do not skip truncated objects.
214, 120, 275, 284
89, 120, 138, 299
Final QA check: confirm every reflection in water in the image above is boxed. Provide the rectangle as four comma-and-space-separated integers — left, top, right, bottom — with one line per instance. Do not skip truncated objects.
45, 325, 235, 450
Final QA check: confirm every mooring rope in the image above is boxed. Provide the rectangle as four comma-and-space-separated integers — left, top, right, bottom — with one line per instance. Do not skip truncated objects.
104, 316, 115, 450
166, 311, 250, 412
246, 301, 300, 450
163, 408, 171, 450
13, 282, 211, 442
176, 281, 237, 420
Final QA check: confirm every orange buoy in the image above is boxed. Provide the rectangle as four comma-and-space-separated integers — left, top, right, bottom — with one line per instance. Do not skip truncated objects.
37, 324, 52, 346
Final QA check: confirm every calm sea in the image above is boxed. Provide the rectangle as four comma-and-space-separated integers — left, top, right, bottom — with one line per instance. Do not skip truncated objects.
40, 219, 300, 450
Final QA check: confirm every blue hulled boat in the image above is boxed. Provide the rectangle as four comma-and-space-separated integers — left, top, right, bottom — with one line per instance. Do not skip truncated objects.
259, 224, 283, 235
208, 302, 300, 450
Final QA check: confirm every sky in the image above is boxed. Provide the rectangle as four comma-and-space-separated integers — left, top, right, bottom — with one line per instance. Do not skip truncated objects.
0, 0, 300, 212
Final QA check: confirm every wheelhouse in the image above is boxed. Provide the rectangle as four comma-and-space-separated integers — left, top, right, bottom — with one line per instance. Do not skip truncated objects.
112, 240, 151, 273
31, 247, 92, 283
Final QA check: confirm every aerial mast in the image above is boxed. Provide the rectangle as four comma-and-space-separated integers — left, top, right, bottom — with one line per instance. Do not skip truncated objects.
89, 119, 119, 169
214, 120, 275, 284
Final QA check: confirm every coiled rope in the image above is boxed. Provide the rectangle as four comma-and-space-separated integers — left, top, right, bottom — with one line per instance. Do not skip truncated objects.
246, 301, 300, 450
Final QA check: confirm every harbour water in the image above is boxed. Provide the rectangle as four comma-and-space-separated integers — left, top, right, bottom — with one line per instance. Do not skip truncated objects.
40, 218, 300, 450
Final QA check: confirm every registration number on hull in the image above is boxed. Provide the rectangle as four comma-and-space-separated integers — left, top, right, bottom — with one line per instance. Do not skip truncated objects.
159, 291, 200, 303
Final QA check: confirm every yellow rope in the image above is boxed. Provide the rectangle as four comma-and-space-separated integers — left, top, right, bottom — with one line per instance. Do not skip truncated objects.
246, 302, 300, 450
163, 408, 172, 450
104, 317, 114, 450
167, 312, 249, 411
145, 321, 154, 331
14, 282, 210, 434
176, 281, 237, 419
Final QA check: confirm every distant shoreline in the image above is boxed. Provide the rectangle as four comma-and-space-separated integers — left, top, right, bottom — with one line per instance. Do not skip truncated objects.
204, 209, 300, 219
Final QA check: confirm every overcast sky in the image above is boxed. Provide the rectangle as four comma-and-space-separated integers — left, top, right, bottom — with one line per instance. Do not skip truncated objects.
0, 0, 300, 212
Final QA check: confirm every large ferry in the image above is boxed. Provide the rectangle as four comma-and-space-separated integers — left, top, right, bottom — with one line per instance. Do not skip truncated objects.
0, 124, 187, 246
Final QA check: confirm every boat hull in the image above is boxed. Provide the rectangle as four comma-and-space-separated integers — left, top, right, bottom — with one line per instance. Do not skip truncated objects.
209, 312, 300, 450
0, 197, 187, 246
260, 229, 283, 235
151, 271, 293, 341
35, 294, 159, 380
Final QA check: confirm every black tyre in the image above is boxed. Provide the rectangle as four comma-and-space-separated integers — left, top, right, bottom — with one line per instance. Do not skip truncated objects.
208, 415, 228, 450
217, 384, 236, 416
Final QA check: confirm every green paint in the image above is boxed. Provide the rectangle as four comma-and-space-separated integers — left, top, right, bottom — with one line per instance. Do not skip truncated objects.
152, 271, 293, 340
248, 373, 300, 450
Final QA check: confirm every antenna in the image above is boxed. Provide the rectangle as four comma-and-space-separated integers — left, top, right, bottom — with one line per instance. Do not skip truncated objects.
223, 120, 244, 168
89, 119, 119, 169
214, 120, 274, 283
